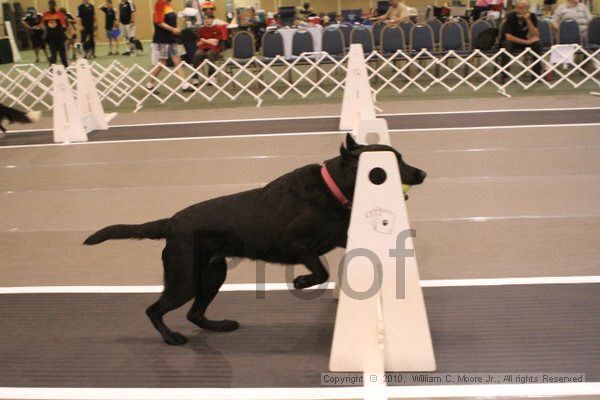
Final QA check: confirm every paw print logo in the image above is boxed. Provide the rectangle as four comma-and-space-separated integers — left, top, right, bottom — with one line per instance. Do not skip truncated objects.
365, 207, 395, 234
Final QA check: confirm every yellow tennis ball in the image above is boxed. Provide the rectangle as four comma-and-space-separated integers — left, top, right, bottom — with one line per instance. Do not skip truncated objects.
402, 184, 411, 194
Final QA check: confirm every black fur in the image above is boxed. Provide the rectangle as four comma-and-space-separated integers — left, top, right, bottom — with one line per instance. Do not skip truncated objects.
129, 38, 144, 52
84, 134, 427, 345
0, 104, 35, 133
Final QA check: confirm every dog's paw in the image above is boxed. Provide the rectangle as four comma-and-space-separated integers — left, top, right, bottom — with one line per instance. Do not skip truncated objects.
26, 111, 41, 123
163, 331, 188, 345
294, 274, 319, 289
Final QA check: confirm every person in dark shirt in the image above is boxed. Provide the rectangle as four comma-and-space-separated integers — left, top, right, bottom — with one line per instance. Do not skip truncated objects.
58, 8, 78, 60
100, 0, 119, 55
119, 0, 137, 55
77, 0, 97, 58
42, 0, 68, 67
21, 7, 49, 63
500, 0, 550, 82
147, 0, 192, 93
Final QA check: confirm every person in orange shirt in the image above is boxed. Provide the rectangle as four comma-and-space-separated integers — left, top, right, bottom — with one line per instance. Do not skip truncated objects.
42, 0, 68, 67
146, 0, 192, 93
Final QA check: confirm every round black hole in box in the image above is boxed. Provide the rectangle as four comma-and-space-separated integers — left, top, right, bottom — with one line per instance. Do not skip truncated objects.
369, 167, 387, 185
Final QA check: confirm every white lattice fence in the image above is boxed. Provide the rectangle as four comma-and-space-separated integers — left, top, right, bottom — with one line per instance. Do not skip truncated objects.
0, 46, 598, 112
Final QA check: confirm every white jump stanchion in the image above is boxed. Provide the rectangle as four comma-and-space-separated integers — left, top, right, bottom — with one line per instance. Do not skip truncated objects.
76, 59, 117, 133
355, 118, 391, 145
339, 44, 376, 131
52, 65, 87, 143
330, 151, 436, 373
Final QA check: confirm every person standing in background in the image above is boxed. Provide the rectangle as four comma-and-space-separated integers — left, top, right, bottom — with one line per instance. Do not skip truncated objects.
21, 7, 49, 63
78, 0, 97, 58
42, 0, 68, 67
100, 0, 119, 55
146, 0, 193, 93
58, 7, 78, 60
119, 0, 137, 55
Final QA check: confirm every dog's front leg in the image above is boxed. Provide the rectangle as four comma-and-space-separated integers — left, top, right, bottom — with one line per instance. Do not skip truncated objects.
293, 255, 329, 289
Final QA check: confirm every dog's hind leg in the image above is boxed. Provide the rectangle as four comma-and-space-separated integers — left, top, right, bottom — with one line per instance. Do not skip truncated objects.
187, 257, 240, 332
146, 239, 196, 345
293, 255, 329, 289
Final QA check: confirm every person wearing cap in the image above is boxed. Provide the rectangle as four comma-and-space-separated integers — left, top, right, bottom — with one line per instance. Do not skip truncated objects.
21, 7, 49, 63
192, 13, 222, 85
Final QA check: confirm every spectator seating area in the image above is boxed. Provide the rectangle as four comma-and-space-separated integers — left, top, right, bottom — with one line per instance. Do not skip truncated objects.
229, 17, 600, 63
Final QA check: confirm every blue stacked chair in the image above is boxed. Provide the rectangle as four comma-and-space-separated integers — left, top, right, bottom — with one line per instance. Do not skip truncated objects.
426, 18, 443, 45
381, 24, 406, 56
232, 31, 255, 62
470, 19, 492, 50
399, 21, 413, 49
440, 20, 466, 53
291, 29, 314, 57
537, 19, 554, 51
261, 30, 285, 62
322, 26, 345, 59
372, 21, 385, 47
558, 19, 581, 44
409, 24, 436, 53
587, 16, 600, 49
350, 25, 375, 53
339, 23, 353, 50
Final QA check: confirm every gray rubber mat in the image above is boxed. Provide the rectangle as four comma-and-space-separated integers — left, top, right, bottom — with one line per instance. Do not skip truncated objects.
2, 108, 599, 146
1, 284, 599, 388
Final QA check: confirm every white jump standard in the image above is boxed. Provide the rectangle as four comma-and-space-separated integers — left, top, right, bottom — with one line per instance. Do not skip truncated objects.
330, 151, 436, 374
52, 59, 116, 143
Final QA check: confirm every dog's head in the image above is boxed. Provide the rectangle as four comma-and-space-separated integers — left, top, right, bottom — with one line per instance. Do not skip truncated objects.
325, 134, 427, 199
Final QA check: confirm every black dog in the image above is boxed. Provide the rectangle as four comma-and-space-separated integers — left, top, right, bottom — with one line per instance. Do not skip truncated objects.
0, 104, 41, 135
84, 134, 427, 345
129, 37, 144, 53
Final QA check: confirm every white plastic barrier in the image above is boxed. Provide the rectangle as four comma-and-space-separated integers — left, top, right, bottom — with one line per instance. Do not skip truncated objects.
355, 118, 391, 146
76, 59, 117, 133
339, 44, 376, 131
52, 59, 116, 143
330, 151, 436, 373
340, 44, 391, 146
52, 65, 87, 143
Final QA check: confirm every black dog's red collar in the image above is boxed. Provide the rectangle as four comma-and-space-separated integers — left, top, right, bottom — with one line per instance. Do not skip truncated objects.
321, 164, 351, 209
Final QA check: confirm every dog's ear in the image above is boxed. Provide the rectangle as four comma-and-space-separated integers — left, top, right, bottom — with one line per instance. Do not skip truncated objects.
339, 144, 354, 163
345, 133, 361, 150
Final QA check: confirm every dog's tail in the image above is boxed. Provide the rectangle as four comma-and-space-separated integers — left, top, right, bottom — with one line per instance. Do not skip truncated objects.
83, 218, 170, 245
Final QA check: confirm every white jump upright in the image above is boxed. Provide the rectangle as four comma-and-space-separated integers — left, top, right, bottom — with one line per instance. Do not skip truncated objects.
340, 44, 391, 146
76, 59, 117, 133
355, 118, 391, 146
52, 65, 87, 143
52, 59, 116, 143
340, 44, 377, 131
330, 151, 436, 373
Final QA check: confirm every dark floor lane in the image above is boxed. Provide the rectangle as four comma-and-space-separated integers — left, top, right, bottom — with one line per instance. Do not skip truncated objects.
3, 108, 599, 146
